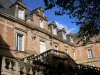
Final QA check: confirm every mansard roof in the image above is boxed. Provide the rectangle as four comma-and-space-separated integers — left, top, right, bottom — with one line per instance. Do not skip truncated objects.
0, 0, 99, 46
0, 0, 30, 17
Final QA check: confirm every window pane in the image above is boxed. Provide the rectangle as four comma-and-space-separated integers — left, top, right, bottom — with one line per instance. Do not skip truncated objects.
88, 49, 94, 58
16, 33, 24, 51
40, 20, 43, 28
18, 8, 24, 19
40, 41, 46, 53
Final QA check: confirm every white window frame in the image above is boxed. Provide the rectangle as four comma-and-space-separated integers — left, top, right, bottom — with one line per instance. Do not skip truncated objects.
87, 49, 94, 58
40, 19, 43, 28
18, 8, 24, 19
40, 41, 46, 53
16, 33, 24, 51
73, 49, 76, 61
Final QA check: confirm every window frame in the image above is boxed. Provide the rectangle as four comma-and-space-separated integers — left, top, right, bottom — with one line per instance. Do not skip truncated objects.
72, 49, 77, 61
17, 7, 24, 20
40, 19, 44, 28
53, 26, 57, 35
40, 41, 46, 53
16, 33, 24, 51
87, 49, 94, 58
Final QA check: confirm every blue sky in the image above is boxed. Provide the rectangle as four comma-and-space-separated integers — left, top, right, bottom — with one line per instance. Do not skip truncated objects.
12, 0, 79, 34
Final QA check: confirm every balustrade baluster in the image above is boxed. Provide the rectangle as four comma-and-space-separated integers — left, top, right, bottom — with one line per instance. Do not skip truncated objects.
23, 66, 26, 75
29, 67, 33, 75
15, 61, 20, 75
9, 60, 12, 71
1, 57, 6, 71
12, 61, 16, 72
24, 58, 28, 63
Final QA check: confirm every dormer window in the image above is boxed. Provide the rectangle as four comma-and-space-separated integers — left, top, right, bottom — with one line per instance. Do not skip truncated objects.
40, 19, 43, 28
18, 8, 24, 19
63, 33, 66, 40
70, 36, 74, 43
53, 27, 57, 35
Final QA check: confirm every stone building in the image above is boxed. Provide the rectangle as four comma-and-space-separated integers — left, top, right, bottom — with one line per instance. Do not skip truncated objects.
0, 0, 100, 75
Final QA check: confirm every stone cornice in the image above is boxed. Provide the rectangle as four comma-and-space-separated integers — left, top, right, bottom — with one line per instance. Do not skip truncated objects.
0, 11, 74, 47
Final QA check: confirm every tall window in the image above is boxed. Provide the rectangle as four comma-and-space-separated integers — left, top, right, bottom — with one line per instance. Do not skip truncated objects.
18, 8, 24, 19
87, 49, 94, 58
40, 41, 46, 53
40, 20, 43, 28
16, 33, 24, 51
73, 49, 76, 61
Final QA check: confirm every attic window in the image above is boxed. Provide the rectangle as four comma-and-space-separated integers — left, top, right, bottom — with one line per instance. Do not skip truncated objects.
63, 33, 66, 40
17, 8, 24, 19
53, 27, 57, 35
40, 19, 43, 28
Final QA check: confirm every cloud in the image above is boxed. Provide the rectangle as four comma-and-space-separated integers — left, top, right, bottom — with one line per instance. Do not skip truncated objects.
55, 21, 66, 29
55, 21, 78, 34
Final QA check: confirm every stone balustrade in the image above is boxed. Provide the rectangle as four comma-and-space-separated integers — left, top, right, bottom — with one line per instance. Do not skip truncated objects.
1, 56, 35, 75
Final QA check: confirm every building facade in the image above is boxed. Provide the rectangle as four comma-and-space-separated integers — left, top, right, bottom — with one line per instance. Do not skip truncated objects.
0, 0, 100, 74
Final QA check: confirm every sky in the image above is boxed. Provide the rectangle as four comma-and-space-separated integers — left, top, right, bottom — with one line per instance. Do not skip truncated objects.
12, 0, 79, 34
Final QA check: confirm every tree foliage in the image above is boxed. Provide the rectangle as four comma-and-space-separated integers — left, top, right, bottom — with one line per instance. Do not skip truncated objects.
44, 0, 100, 40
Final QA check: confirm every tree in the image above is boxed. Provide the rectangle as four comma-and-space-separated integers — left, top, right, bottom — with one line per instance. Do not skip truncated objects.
43, 0, 100, 41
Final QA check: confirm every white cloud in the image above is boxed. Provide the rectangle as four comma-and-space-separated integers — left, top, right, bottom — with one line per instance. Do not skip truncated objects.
55, 21, 77, 34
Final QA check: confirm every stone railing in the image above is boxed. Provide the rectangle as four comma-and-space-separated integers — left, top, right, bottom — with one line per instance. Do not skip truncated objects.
26, 49, 77, 69
1, 56, 35, 75
77, 64, 100, 74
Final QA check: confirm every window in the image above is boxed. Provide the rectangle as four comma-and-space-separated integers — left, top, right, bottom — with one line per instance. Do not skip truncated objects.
54, 45, 59, 50
16, 33, 24, 51
73, 49, 76, 61
40, 20, 43, 28
18, 8, 24, 19
87, 49, 94, 58
70, 36, 74, 43
53, 27, 57, 35
63, 33, 66, 40
40, 41, 46, 53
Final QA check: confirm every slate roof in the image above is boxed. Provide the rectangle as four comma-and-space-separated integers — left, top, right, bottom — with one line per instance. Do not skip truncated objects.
0, 0, 31, 17
0, 0, 80, 45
